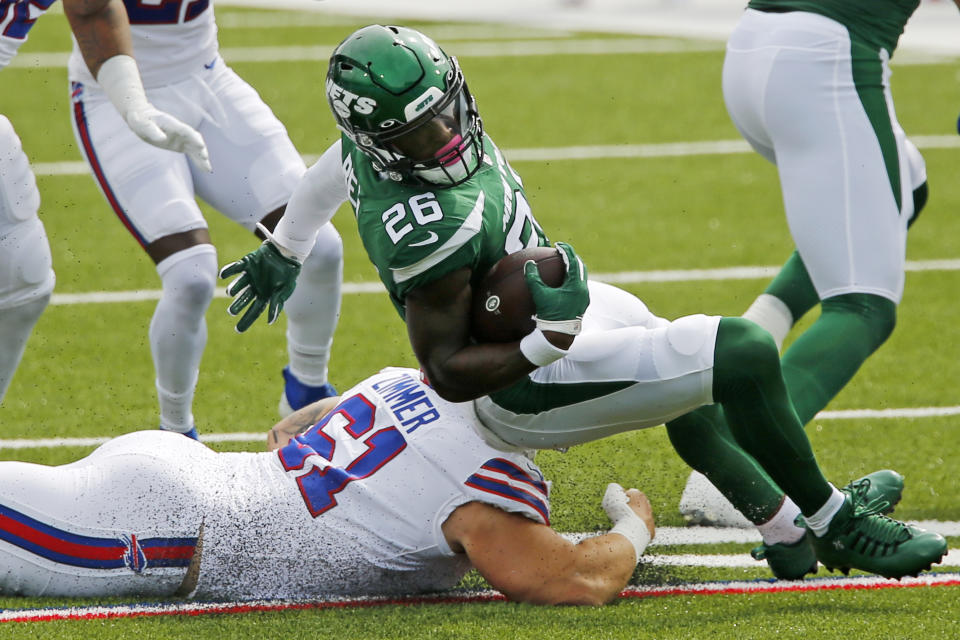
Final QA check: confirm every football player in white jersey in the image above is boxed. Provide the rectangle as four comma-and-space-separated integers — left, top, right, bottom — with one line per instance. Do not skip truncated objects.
66, 0, 344, 438
0, 0, 208, 404
0, 368, 654, 605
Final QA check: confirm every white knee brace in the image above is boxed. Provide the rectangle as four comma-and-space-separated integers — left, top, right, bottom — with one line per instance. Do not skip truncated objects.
0, 117, 54, 309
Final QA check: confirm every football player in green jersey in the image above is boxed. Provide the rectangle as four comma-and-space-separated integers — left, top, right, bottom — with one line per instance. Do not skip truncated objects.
221, 25, 947, 581
680, 0, 960, 529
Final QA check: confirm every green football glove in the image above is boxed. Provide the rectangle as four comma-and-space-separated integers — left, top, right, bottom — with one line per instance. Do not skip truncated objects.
523, 241, 590, 335
220, 242, 302, 333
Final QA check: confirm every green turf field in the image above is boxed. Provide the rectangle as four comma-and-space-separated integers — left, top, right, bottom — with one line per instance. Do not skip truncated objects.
1, 5, 958, 637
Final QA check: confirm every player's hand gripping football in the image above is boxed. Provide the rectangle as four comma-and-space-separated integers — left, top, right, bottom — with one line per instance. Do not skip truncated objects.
220, 241, 302, 333
523, 241, 590, 338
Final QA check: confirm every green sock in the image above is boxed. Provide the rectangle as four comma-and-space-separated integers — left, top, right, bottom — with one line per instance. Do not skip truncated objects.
781, 293, 896, 424
764, 251, 820, 323
667, 405, 784, 522
712, 318, 831, 514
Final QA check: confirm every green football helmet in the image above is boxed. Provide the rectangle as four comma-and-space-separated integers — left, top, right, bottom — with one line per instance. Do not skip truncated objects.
326, 25, 485, 187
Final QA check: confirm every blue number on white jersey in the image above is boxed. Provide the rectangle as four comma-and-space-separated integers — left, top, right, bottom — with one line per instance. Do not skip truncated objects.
277, 394, 408, 517
123, 0, 209, 25
1, 0, 57, 40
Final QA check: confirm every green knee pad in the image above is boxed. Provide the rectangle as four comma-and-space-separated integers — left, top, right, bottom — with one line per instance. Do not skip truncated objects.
712, 317, 783, 402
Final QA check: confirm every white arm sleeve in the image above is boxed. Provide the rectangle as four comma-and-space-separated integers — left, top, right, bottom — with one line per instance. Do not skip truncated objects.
272, 139, 349, 262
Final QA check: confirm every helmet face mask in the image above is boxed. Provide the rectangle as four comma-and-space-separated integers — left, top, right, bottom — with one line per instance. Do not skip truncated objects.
326, 25, 485, 187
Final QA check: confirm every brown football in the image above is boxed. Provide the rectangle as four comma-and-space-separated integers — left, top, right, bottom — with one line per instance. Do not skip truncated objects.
471, 247, 565, 343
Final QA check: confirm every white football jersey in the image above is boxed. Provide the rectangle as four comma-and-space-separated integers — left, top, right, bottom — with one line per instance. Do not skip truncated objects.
194, 368, 550, 600
0, 0, 56, 70
67, 0, 218, 87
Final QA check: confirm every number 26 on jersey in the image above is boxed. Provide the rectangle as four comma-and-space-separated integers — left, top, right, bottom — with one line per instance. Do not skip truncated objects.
382, 193, 444, 245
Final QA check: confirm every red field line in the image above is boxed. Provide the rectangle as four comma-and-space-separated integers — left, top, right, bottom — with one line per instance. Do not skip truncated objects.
2, 573, 958, 623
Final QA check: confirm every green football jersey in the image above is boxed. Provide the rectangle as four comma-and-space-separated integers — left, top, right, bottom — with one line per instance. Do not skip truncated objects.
746, 0, 920, 54
341, 133, 550, 318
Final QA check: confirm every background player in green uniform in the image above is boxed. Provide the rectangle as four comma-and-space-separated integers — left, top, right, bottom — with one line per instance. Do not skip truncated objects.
220, 24, 947, 580
680, 0, 960, 528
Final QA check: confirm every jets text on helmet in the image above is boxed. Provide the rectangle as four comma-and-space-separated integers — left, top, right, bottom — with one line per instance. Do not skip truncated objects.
326, 79, 376, 119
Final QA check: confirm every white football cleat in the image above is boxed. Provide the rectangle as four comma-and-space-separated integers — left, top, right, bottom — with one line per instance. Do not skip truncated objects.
678, 470, 753, 528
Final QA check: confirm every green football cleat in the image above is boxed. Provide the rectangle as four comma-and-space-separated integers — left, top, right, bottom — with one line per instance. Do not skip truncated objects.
751, 532, 817, 580
841, 469, 903, 514
810, 481, 947, 579
752, 470, 903, 580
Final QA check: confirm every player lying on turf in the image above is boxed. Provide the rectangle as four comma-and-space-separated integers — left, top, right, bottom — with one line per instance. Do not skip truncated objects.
0, 368, 654, 605
220, 25, 947, 581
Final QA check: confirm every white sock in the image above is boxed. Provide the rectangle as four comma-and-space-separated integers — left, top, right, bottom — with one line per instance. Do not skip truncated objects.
757, 497, 804, 546
742, 293, 793, 351
0, 294, 50, 403
156, 378, 197, 434
151, 244, 217, 431
283, 223, 342, 387
804, 485, 847, 537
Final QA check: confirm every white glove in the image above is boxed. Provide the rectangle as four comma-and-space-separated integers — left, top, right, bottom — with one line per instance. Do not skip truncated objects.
602, 482, 652, 564
97, 55, 212, 173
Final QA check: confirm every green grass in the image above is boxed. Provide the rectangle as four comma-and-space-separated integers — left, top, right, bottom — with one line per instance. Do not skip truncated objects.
2, 587, 958, 640
1, 5, 958, 637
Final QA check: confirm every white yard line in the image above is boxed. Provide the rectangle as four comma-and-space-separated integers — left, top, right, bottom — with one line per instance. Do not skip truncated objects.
15, 34, 960, 71
2, 397, 958, 446
566, 523, 960, 546
641, 548, 960, 568
6, 37, 721, 70
32, 136, 960, 178
46, 258, 960, 307
217, 15, 575, 39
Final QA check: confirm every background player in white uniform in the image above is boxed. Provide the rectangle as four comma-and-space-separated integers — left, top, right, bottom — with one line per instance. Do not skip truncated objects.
679, 0, 960, 527
0, 0, 208, 404
0, 368, 654, 605
67, 0, 345, 438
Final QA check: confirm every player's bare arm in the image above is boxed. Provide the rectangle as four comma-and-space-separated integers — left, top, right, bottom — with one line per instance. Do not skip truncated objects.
64, 0, 211, 170
406, 241, 589, 403
405, 267, 544, 403
267, 396, 340, 450
62, 0, 132, 77
442, 487, 654, 605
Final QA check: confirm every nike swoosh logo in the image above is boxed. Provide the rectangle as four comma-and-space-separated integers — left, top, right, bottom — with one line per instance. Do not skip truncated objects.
204, 58, 217, 70
408, 231, 439, 247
